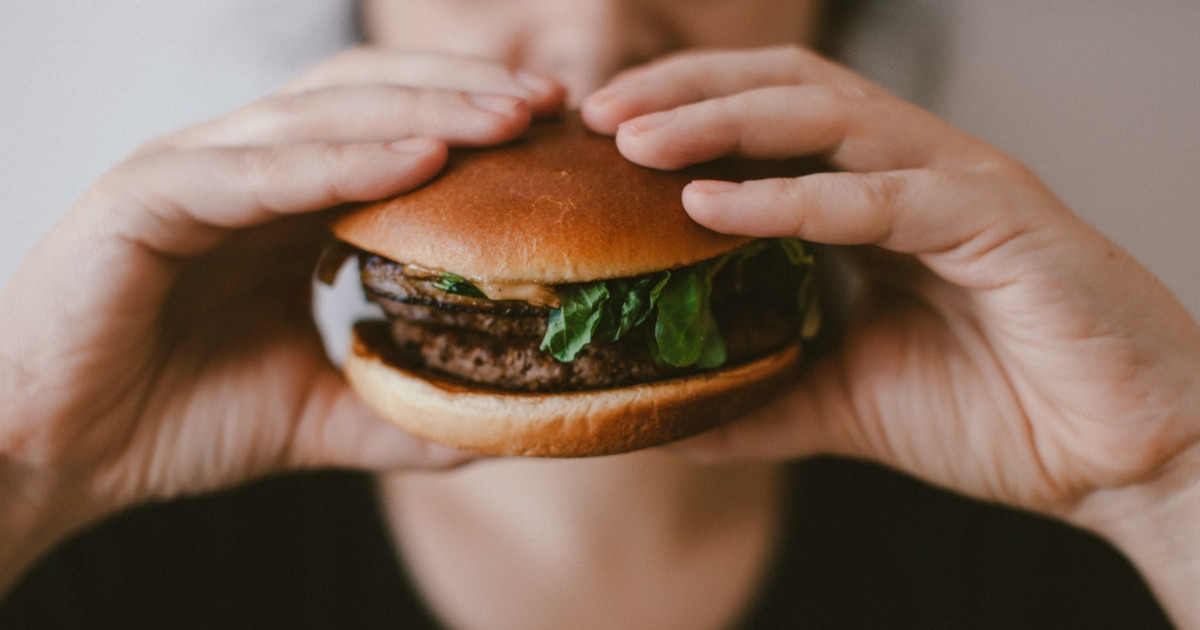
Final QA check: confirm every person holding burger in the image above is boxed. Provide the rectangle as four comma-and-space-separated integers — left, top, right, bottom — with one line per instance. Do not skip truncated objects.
1, 1, 1197, 628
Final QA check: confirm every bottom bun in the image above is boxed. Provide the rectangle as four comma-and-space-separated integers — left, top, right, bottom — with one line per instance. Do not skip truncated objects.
344, 322, 803, 457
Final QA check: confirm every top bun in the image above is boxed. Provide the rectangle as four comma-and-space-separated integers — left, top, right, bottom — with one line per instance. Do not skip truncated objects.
332, 112, 757, 284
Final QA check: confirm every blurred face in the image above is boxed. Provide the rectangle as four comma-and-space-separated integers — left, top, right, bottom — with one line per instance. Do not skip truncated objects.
364, 0, 822, 102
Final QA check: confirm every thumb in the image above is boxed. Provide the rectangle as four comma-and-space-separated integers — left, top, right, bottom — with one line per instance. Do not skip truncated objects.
667, 353, 866, 464
287, 371, 480, 472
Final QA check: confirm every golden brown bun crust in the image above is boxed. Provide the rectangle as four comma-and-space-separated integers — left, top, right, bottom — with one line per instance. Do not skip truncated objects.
344, 322, 802, 457
332, 113, 762, 284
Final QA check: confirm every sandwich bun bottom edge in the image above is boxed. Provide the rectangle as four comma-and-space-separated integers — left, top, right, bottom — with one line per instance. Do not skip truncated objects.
343, 323, 803, 458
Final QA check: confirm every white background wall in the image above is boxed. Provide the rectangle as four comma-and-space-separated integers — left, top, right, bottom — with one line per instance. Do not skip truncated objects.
2, 1, 1198, 318
938, 1, 1200, 317
0, 0, 358, 284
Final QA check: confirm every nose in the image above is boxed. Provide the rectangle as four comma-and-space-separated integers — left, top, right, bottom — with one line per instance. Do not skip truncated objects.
523, 1, 679, 105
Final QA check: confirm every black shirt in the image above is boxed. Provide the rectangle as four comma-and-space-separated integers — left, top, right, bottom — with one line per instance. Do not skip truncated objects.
0, 458, 1173, 629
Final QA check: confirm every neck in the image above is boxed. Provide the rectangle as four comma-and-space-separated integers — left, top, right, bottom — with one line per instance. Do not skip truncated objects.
379, 450, 786, 630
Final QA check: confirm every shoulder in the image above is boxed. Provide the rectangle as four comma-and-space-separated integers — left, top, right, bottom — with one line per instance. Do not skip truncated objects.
0, 471, 436, 629
743, 458, 1172, 629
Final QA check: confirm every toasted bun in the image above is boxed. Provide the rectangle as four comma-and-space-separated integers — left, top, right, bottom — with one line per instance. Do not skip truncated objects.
332, 112, 759, 284
334, 113, 820, 457
345, 322, 802, 457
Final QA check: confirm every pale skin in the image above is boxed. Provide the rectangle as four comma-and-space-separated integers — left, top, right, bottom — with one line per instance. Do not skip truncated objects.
2, 0, 1199, 628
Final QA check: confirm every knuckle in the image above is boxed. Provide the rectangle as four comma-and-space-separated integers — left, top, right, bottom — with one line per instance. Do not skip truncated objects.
315, 143, 391, 203
285, 46, 375, 89
710, 99, 747, 153
776, 177, 817, 214
852, 172, 907, 244
775, 43, 817, 66
87, 155, 163, 212
231, 146, 302, 212
831, 82, 872, 101
239, 94, 305, 139
861, 172, 906, 214
233, 145, 282, 187
652, 47, 708, 68
234, 143, 350, 213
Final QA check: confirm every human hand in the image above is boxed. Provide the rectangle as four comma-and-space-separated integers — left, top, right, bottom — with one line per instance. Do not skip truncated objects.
582, 44, 1200, 563
0, 47, 565, 587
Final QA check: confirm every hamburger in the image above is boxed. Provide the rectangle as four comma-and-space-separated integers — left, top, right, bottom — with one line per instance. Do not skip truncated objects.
321, 113, 820, 457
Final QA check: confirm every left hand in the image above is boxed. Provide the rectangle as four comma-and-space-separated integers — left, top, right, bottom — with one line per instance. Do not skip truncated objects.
579, 46, 1200, 524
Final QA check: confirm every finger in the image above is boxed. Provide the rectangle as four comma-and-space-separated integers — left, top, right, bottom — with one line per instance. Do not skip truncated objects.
97, 138, 447, 259
582, 45, 879, 133
282, 48, 566, 117
1, 138, 447, 401
612, 84, 986, 173
682, 168, 1056, 290
150, 86, 534, 150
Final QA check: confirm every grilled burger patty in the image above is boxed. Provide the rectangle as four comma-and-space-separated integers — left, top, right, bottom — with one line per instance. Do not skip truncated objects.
357, 253, 801, 392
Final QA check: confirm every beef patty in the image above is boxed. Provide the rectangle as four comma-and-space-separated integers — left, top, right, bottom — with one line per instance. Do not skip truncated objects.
358, 254, 800, 392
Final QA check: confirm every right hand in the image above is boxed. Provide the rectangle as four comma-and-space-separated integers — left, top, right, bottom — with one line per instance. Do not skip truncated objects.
0, 47, 565, 588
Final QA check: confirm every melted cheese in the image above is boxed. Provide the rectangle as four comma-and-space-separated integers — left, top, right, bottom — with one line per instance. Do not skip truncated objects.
402, 262, 560, 308
474, 280, 560, 308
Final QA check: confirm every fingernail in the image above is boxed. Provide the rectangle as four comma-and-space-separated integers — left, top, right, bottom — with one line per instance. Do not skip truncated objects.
388, 137, 436, 154
690, 180, 741, 194
466, 92, 521, 116
584, 85, 616, 107
514, 70, 557, 96
622, 109, 676, 134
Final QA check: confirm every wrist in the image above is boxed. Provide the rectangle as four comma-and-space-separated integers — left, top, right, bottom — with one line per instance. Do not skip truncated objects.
1070, 445, 1200, 628
1, 396, 108, 596
0, 325, 120, 596
0, 465, 94, 595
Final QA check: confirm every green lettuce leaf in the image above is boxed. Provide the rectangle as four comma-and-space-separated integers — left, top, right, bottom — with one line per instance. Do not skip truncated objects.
433, 272, 486, 298
540, 282, 611, 361
608, 272, 670, 341
651, 266, 726, 368
536, 239, 816, 368
540, 271, 673, 363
